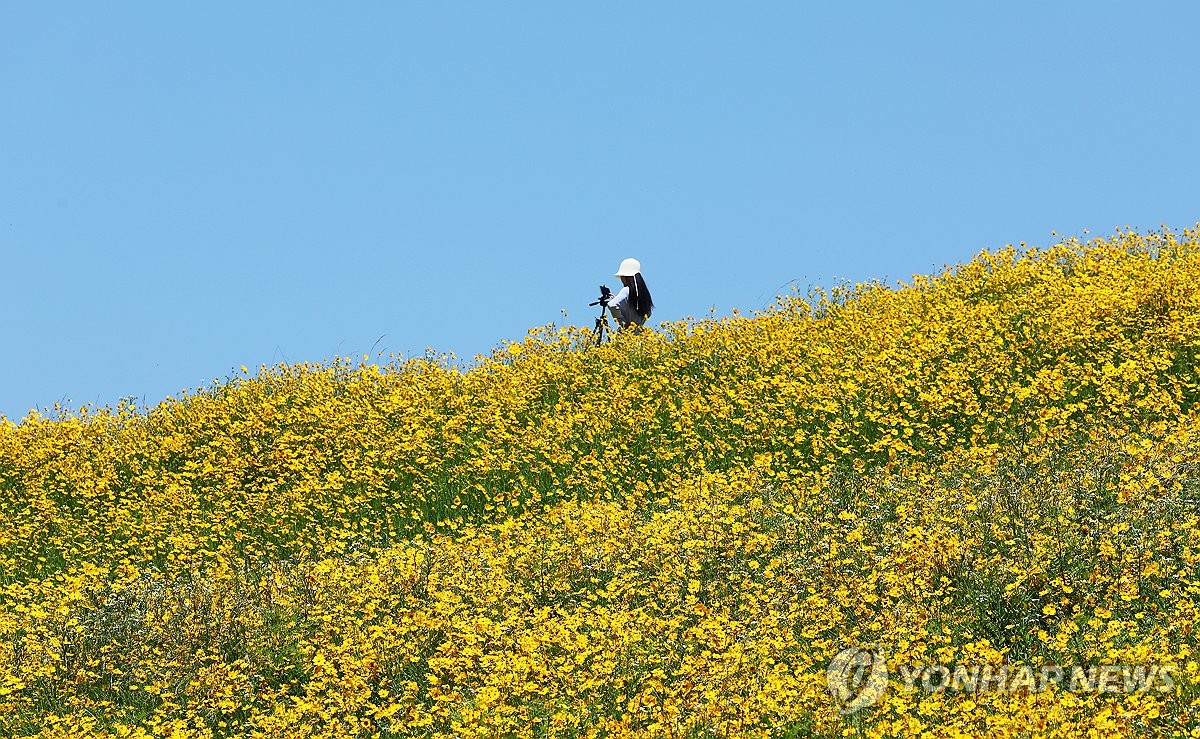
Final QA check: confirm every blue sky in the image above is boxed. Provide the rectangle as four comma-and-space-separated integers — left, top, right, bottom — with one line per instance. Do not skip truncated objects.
3, 3, 1198, 421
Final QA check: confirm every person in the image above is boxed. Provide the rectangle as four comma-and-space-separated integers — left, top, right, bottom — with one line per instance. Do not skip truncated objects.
607, 258, 654, 330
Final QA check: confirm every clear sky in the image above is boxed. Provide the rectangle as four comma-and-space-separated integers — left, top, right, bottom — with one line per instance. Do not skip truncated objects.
3, 3, 1198, 421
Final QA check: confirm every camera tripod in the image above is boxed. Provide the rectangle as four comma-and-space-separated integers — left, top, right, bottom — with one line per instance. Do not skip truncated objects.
589, 286, 614, 346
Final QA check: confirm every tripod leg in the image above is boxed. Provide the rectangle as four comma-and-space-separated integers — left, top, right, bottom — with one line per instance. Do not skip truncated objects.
594, 307, 610, 346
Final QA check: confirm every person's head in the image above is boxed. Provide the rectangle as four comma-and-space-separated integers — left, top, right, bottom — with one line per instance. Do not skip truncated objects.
615, 257, 654, 319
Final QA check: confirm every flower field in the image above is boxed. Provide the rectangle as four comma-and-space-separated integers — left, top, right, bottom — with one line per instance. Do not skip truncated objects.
3, 227, 1200, 737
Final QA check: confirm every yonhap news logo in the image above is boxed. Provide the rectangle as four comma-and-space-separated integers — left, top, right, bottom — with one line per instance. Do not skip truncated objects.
826, 645, 889, 714
826, 646, 1176, 714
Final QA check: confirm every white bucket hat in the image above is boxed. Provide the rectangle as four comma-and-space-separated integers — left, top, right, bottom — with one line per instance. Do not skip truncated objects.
615, 258, 642, 277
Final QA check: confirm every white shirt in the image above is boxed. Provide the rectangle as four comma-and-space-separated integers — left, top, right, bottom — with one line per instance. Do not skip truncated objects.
607, 286, 648, 327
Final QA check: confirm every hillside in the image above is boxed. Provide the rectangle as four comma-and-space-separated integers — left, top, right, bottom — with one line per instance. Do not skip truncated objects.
3, 228, 1200, 737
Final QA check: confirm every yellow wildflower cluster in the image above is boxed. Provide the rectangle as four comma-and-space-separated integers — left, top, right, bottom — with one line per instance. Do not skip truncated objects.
3, 227, 1200, 737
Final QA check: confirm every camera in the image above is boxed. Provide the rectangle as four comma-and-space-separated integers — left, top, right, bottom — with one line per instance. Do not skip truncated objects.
589, 284, 614, 307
